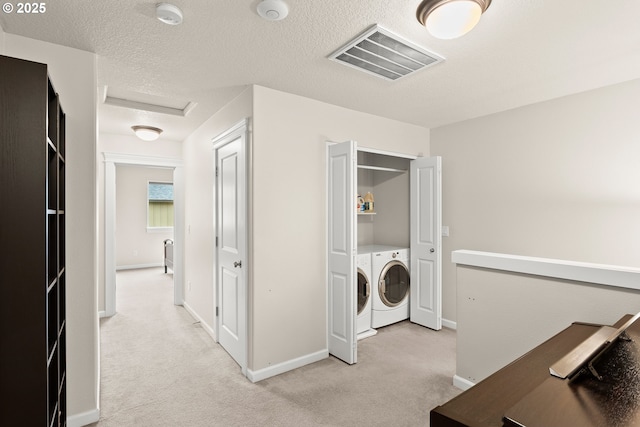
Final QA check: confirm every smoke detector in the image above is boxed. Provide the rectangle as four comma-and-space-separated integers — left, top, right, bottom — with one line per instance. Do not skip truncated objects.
257, 0, 289, 21
156, 3, 183, 25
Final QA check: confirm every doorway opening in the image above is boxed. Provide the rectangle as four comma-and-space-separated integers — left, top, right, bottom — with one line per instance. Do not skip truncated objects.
103, 152, 184, 317
327, 141, 442, 365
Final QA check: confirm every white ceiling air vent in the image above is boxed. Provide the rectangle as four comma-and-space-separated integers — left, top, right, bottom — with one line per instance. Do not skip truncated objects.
329, 25, 444, 81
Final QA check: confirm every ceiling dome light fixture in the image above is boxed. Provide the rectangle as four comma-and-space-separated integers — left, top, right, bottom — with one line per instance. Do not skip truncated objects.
257, 0, 289, 21
417, 0, 491, 40
156, 3, 183, 25
132, 125, 163, 141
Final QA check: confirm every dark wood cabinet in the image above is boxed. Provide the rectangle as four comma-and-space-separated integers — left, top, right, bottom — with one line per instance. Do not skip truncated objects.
431, 314, 638, 427
0, 54, 67, 427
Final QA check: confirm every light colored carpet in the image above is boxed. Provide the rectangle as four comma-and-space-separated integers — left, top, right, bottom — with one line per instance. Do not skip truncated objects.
90, 268, 460, 427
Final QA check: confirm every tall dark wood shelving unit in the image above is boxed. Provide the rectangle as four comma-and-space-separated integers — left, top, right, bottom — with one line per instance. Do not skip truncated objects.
0, 55, 67, 426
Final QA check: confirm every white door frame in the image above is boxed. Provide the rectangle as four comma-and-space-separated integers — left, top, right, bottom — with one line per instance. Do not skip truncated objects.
103, 152, 185, 317
326, 143, 442, 359
212, 118, 250, 376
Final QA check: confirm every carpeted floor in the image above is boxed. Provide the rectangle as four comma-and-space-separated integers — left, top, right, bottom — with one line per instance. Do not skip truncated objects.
90, 267, 460, 426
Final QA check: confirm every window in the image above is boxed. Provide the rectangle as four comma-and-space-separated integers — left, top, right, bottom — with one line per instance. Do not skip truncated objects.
148, 182, 174, 229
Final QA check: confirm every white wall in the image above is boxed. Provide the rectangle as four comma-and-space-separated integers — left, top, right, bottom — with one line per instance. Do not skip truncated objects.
4, 35, 99, 423
250, 85, 429, 372
116, 166, 173, 268
97, 133, 182, 312
181, 85, 430, 377
182, 87, 253, 334
0, 24, 5, 52
356, 153, 412, 248
369, 165, 411, 247
431, 78, 640, 325
99, 133, 183, 157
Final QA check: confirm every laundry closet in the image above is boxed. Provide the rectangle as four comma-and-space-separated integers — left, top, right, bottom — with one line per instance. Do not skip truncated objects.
327, 140, 442, 365
357, 150, 411, 248
356, 150, 411, 340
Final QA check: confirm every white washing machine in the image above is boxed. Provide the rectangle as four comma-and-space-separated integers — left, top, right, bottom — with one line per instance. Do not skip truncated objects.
371, 247, 410, 328
356, 250, 376, 340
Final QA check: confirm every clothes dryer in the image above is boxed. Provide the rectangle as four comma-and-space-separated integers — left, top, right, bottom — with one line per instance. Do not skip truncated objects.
356, 250, 376, 339
371, 247, 410, 328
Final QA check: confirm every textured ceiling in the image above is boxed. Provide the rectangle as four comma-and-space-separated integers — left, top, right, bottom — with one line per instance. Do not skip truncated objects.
1, 0, 640, 142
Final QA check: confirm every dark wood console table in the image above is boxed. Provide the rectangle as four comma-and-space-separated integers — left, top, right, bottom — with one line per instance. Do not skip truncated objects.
431, 314, 639, 427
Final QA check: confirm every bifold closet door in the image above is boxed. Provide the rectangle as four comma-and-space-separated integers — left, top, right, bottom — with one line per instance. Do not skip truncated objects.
410, 156, 442, 330
327, 140, 357, 364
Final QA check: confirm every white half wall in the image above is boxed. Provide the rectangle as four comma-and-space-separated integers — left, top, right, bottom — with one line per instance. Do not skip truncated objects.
454, 259, 640, 384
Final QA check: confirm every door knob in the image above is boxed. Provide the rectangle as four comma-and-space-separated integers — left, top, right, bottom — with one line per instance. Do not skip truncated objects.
430, 248, 435, 253
234, 261, 242, 268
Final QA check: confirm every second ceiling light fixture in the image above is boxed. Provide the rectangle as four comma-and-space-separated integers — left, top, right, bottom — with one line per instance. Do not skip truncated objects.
416, 0, 491, 40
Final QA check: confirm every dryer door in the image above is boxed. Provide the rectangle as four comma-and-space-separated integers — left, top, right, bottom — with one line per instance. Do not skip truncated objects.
357, 268, 370, 314
379, 261, 410, 307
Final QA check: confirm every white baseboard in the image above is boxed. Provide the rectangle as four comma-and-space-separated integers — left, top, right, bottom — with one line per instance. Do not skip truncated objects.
67, 408, 100, 427
116, 263, 164, 271
183, 300, 216, 341
442, 318, 457, 330
247, 349, 328, 383
453, 374, 475, 391
182, 302, 327, 383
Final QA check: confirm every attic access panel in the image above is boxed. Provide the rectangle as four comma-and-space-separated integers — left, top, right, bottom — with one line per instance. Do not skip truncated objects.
329, 25, 444, 81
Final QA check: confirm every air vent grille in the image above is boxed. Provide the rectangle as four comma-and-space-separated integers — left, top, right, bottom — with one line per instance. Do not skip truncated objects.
329, 25, 444, 81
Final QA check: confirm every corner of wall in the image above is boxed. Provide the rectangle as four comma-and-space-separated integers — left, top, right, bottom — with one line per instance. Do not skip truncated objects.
247, 350, 328, 383
453, 375, 475, 391
0, 23, 5, 54
181, 83, 253, 364
67, 409, 100, 427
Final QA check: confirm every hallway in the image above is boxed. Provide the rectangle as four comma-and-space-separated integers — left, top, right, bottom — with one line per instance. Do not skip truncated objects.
92, 268, 460, 426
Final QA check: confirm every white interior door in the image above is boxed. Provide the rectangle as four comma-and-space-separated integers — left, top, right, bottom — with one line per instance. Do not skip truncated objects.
214, 121, 248, 373
410, 156, 442, 330
327, 140, 357, 364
